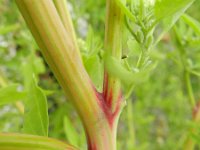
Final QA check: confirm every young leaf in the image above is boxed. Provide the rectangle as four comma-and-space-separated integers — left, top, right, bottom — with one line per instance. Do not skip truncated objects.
21, 52, 45, 88
116, 0, 136, 23
0, 133, 78, 150
104, 53, 133, 86
154, 0, 195, 44
83, 55, 103, 91
0, 24, 19, 35
0, 84, 26, 106
155, 0, 195, 21
63, 116, 79, 147
23, 76, 49, 136
104, 53, 156, 87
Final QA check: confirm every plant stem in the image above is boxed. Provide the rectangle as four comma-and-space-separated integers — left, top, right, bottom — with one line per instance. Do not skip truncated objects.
127, 100, 136, 149
53, 0, 82, 60
182, 68, 196, 150
15, 0, 120, 149
177, 46, 196, 150
185, 71, 196, 108
103, 1, 126, 149
104, 0, 125, 112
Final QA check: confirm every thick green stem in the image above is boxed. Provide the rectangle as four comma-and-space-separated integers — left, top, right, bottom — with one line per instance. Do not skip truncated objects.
15, 0, 118, 150
53, 0, 82, 60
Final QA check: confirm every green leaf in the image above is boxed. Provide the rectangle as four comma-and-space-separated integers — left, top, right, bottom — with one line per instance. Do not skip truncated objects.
23, 76, 49, 136
182, 14, 200, 36
104, 53, 133, 86
0, 133, 78, 150
63, 116, 79, 147
104, 53, 156, 87
155, 0, 195, 21
83, 55, 103, 91
154, 0, 195, 44
0, 24, 19, 35
0, 84, 26, 106
21, 52, 45, 88
116, 0, 136, 23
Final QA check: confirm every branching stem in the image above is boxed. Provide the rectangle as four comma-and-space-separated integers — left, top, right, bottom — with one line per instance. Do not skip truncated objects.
15, 0, 125, 149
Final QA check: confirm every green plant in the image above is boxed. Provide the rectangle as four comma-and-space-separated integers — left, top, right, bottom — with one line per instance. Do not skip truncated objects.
0, 0, 198, 150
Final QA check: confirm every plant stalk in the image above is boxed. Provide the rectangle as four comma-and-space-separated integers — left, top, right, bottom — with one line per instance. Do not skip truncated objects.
103, 0, 126, 149
104, 0, 125, 113
15, 0, 121, 149
52, 0, 82, 60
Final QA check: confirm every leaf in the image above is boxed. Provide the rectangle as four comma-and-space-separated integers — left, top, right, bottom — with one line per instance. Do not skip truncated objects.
0, 84, 26, 106
23, 76, 49, 136
155, 0, 195, 21
21, 52, 46, 88
0, 133, 78, 150
81, 27, 103, 91
104, 53, 133, 86
0, 24, 19, 35
154, 0, 195, 44
182, 14, 200, 36
42, 89, 55, 96
63, 116, 79, 147
104, 53, 156, 87
83, 55, 103, 91
116, 0, 136, 23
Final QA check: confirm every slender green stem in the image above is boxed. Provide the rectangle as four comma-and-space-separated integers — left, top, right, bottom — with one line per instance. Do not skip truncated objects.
139, 0, 145, 20
102, 0, 127, 149
103, 1, 126, 147
175, 36, 196, 150
127, 100, 136, 149
183, 71, 198, 150
174, 26, 196, 108
185, 71, 196, 108
116, 0, 136, 23
125, 16, 139, 42
136, 50, 144, 68
104, 0, 125, 112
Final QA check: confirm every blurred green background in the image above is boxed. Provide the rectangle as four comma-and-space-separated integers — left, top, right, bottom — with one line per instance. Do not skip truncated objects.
0, 0, 200, 150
